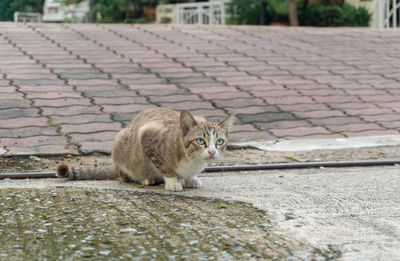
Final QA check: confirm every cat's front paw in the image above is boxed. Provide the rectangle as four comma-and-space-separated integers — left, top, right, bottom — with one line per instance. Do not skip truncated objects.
184, 176, 202, 188
164, 177, 183, 192
144, 179, 155, 186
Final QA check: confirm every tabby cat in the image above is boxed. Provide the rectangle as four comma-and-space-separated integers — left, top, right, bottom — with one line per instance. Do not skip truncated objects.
57, 108, 235, 191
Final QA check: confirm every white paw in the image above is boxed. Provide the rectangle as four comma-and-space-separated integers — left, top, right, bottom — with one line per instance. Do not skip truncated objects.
144, 179, 155, 185
184, 176, 202, 188
164, 177, 183, 192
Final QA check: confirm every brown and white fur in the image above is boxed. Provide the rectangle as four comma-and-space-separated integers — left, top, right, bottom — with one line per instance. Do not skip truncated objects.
57, 108, 235, 191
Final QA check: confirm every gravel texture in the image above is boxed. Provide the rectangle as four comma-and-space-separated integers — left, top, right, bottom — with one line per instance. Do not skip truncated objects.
0, 187, 335, 260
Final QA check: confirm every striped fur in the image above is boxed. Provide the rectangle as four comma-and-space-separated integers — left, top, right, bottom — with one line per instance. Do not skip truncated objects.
56, 108, 235, 190
56, 163, 119, 180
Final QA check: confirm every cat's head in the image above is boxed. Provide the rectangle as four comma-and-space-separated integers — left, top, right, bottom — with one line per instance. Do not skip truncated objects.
180, 110, 235, 162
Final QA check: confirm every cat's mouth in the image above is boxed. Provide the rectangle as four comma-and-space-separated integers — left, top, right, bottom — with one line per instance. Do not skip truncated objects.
205, 155, 217, 161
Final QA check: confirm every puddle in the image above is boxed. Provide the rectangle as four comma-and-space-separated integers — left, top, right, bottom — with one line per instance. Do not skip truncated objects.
0, 188, 338, 260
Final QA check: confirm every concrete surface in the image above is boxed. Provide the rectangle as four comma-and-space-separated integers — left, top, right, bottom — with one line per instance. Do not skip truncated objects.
195, 167, 400, 260
1, 23, 400, 155
1, 165, 400, 260
237, 134, 400, 151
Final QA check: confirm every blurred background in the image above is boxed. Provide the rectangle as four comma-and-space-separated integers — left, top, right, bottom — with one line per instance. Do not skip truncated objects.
0, 0, 376, 27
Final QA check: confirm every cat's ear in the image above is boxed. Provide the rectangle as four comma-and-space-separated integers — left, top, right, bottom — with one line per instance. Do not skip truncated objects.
180, 110, 197, 136
218, 114, 235, 132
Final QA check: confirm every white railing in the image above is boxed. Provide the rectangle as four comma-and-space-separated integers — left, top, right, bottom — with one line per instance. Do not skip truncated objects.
175, 0, 229, 25
14, 12, 42, 22
42, 0, 90, 23
377, 0, 400, 28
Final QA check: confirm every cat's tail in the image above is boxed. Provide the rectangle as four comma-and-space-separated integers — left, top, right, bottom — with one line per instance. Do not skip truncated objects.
56, 163, 119, 180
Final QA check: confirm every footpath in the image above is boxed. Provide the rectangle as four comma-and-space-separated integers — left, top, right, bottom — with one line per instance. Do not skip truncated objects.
1, 23, 400, 155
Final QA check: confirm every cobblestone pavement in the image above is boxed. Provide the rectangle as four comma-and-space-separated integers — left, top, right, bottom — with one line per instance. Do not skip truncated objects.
1, 22, 400, 155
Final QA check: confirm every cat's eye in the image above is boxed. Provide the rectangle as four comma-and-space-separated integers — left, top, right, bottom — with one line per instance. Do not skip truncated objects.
196, 138, 205, 145
216, 138, 224, 146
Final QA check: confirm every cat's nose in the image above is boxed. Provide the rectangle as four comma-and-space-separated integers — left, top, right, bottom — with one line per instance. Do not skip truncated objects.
208, 149, 216, 156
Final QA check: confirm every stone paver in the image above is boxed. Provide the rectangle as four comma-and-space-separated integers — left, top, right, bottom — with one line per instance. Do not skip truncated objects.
1, 23, 400, 154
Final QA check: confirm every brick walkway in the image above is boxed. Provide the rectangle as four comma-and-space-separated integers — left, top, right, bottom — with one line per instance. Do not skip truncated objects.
1, 23, 400, 155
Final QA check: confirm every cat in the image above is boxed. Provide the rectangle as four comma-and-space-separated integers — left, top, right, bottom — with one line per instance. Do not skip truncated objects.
57, 107, 235, 191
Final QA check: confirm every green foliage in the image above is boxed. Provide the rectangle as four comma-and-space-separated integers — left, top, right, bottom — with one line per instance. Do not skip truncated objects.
0, 0, 44, 21
298, 1, 371, 26
268, 0, 288, 16
227, 0, 276, 25
298, 3, 342, 26
341, 3, 371, 26
0, 0, 13, 21
91, 0, 130, 23
9, 0, 44, 13
227, 0, 371, 27
137, 0, 159, 7
125, 17, 147, 23
160, 16, 171, 24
